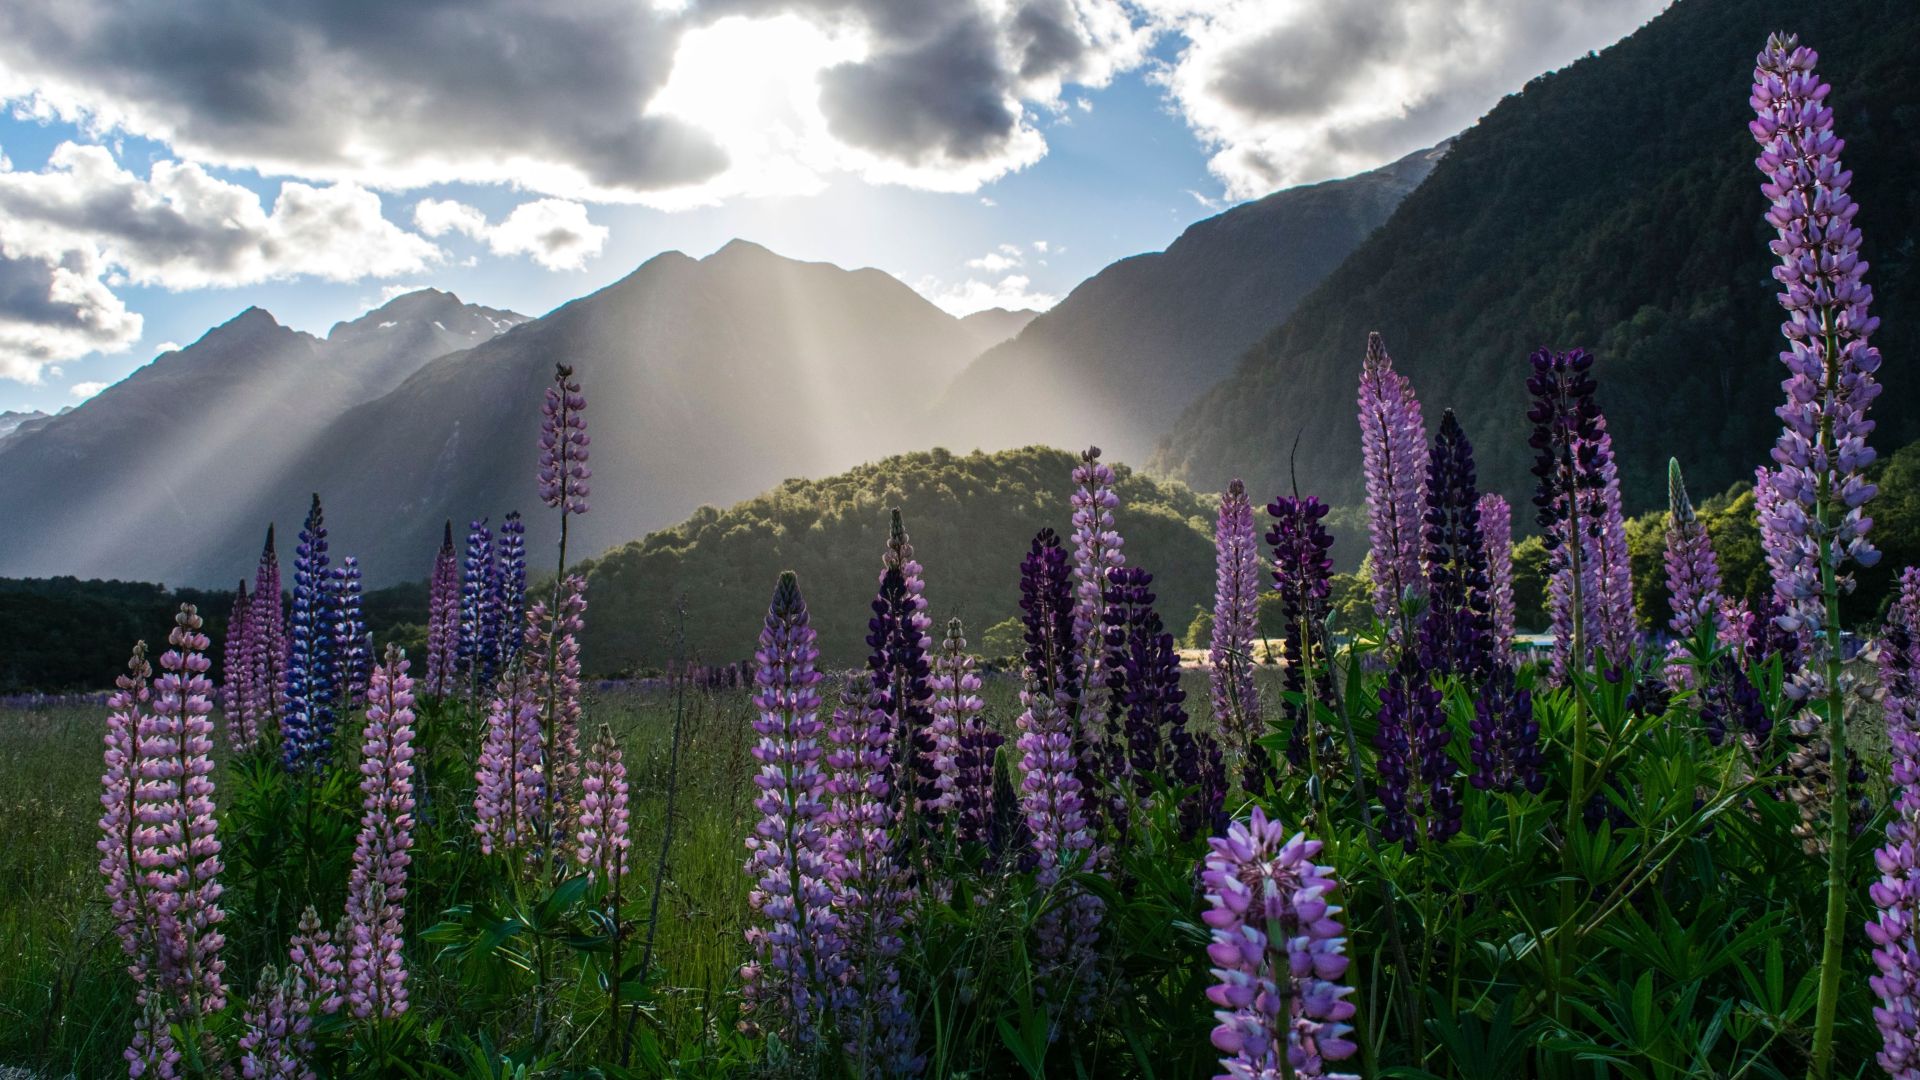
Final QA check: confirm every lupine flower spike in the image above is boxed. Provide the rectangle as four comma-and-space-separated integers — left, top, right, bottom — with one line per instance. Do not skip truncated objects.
1201, 807, 1358, 1080
1751, 34, 1883, 1069
284, 495, 336, 770
1070, 447, 1124, 741
1417, 409, 1494, 679
426, 522, 460, 696
460, 518, 499, 683
495, 511, 528, 669
1265, 496, 1336, 787
222, 579, 257, 751
1527, 348, 1608, 681
346, 645, 416, 1021
250, 526, 289, 739
576, 723, 632, 890
1663, 460, 1727, 686
874, 509, 937, 829
1870, 567, 1920, 1076
1356, 331, 1428, 639
331, 555, 370, 708
1479, 495, 1517, 669
1210, 479, 1263, 758
740, 572, 840, 1048
930, 617, 995, 840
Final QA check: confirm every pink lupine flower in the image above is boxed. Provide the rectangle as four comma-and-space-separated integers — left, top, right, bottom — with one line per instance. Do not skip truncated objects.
576, 723, 632, 889
1357, 331, 1428, 635
1071, 446, 1125, 725
222, 579, 257, 750
346, 646, 417, 1020
1210, 479, 1262, 754
147, 604, 228, 1016
239, 967, 315, 1080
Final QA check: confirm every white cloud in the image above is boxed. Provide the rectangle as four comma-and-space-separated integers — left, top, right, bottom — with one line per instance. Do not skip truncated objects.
68, 379, 105, 399
917, 272, 1059, 317
965, 243, 1027, 273
0, 247, 142, 381
414, 197, 608, 272
1139, 0, 1669, 197
1031, 240, 1049, 253
153, 341, 179, 354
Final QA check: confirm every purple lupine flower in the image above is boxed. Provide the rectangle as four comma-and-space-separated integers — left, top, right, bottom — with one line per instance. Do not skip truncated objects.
1663, 460, 1728, 687
1418, 409, 1495, 680
1210, 479, 1263, 757
1899, 568, 1920, 637
741, 572, 840, 1048
576, 723, 631, 889
284, 495, 336, 771
147, 605, 229, 1016
1357, 331, 1428, 635
529, 576, 587, 852
1265, 496, 1336, 782
1201, 807, 1358, 1080
346, 646, 415, 1021
1751, 33, 1882, 643
99, 643, 155, 985
930, 617, 994, 839
1479, 495, 1517, 669
1375, 654, 1462, 853
1584, 431, 1640, 671
1871, 585, 1920, 1075
239, 966, 315, 1080
460, 517, 498, 682
250, 526, 289, 739
1468, 667, 1543, 795
1527, 348, 1619, 680
539, 363, 591, 517
495, 511, 528, 669
1071, 447, 1124, 735
874, 510, 937, 829
288, 904, 344, 1018
239, 965, 315, 1080
473, 668, 543, 858
425, 522, 460, 697
1102, 566, 1210, 837
1015, 528, 1102, 1012
222, 579, 257, 752
330, 556, 370, 709
824, 678, 918, 1073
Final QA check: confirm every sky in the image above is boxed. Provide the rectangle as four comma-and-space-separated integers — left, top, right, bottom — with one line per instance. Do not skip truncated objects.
0, 0, 1668, 414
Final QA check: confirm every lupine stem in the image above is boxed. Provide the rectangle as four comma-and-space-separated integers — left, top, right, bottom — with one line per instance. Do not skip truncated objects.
1809, 315, 1848, 1080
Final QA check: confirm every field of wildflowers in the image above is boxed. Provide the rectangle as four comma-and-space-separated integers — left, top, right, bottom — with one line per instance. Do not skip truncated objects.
1, 30, 1916, 1080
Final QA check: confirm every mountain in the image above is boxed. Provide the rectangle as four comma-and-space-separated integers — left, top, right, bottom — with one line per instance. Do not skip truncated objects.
934, 144, 1445, 464
1154, 0, 1920, 524
228, 241, 1006, 589
0, 409, 47, 440
0, 289, 527, 583
579, 445, 1217, 673
957, 307, 1040, 352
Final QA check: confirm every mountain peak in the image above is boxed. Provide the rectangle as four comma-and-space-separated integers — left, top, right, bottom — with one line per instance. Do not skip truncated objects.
706, 238, 776, 262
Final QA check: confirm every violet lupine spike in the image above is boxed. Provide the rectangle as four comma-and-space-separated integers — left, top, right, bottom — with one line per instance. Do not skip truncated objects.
1015, 528, 1101, 1011
1664, 460, 1727, 683
539, 363, 591, 517
495, 511, 528, 669
1751, 32, 1882, 641
741, 572, 840, 1048
529, 575, 588, 853
289, 904, 344, 1018
460, 517, 498, 682
1527, 348, 1607, 681
875, 510, 938, 828
929, 617, 991, 835
1584, 431, 1640, 671
473, 665, 544, 859
1871, 595, 1920, 1076
1357, 331, 1429, 635
1210, 479, 1263, 758
1201, 807, 1359, 1080
1479, 494, 1517, 669
824, 679, 919, 1074
239, 967, 316, 1080
576, 724, 632, 889
99, 642, 155, 987
250, 525, 289, 738
149, 604, 229, 1015
1070, 447, 1124, 736
1375, 654, 1463, 853
1417, 409, 1495, 680
1265, 495, 1336, 780
425, 522, 460, 697
222, 579, 257, 752
284, 494, 336, 771
346, 646, 416, 1021
330, 556, 370, 709
1899, 568, 1920, 638
1468, 667, 1544, 795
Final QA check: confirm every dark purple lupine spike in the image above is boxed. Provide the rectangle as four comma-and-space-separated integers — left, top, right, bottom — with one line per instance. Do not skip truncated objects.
1527, 347, 1627, 680
872, 510, 937, 832
1468, 666, 1543, 795
221, 578, 256, 752
495, 511, 528, 669
250, 525, 289, 738
1375, 654, 1462, 853
460, 517, 498, 682
1265, 495, 1336, 782
1418, 409, 1495, 680
1101, 566, 1209, 838
284, 494, 336, 771
330, 556, 369, 709
931, 617, 997, 843
426, 522, 460, 696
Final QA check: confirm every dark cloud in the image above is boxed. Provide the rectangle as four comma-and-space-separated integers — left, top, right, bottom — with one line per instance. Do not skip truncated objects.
0, 247, 140, 377
1207, 4, 1413, 121
818, 10, 1019, 164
